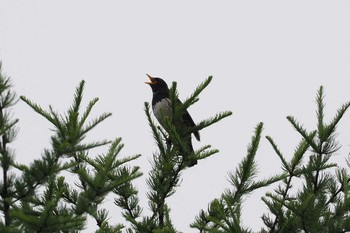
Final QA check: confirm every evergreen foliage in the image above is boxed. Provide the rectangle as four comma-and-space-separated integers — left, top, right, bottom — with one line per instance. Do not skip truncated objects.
0, 64, 141, 232
192, 86, 350, 233
0, 62, 350, 233
260, 87, 350, 233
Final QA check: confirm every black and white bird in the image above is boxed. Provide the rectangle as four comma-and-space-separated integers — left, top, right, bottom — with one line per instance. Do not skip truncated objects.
145, 74, 200, 166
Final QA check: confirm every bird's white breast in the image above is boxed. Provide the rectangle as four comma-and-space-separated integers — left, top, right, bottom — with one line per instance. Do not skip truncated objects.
153, 98, 172, 123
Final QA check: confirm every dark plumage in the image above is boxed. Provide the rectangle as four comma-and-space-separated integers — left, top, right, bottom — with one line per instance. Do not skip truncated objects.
145, 74, 200, 166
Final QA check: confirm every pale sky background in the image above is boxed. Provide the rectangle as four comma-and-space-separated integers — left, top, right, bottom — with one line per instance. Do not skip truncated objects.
1, 1, 350, 232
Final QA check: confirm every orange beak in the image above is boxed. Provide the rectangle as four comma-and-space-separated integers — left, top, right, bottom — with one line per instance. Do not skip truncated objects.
145, 74, 157, 85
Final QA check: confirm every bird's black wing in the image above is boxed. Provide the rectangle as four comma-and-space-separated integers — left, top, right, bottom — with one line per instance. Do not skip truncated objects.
176, 98, 200, 141
182, 110, 200, 141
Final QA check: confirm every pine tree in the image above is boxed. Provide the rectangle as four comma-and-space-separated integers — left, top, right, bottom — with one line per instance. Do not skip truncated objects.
192, 86, 350, 233
0, 62, 20, 232
114, 76, 232, 232
0, 63, 142, 232
1, 61, 350, 233
260, 86, 350, 233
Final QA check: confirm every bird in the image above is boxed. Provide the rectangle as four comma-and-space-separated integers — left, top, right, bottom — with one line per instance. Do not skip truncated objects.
145, 74, 200, 166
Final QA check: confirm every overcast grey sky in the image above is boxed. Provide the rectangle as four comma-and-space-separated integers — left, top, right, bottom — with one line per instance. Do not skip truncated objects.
1, 1, 350, 232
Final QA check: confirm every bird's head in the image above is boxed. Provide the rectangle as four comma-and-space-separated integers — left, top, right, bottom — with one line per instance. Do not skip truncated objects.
145, 74, 169, 94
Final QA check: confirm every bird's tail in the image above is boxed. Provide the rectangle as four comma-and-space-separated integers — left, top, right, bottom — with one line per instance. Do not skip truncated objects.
185, 136, 197, 167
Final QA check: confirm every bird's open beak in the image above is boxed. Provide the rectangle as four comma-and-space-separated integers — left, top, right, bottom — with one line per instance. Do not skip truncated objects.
145, 74, 157, 85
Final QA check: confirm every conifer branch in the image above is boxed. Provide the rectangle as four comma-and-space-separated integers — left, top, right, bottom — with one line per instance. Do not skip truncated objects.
266, 136, 289, 172
316, 86, 325, 138
287, 116, 318, 151
262, 86, 350, 233
229, 122, 263, 193
178, 76, 213, 114
20, 96, 57, 125
144, 102, 166, 156
0, 64, 19, 228
194, 111, 233, 133
80, 112, 112, 136
290, 135, 314, 171
78, 97, 99, 129
14, 79, 142, 232
192, 122, 264, 232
